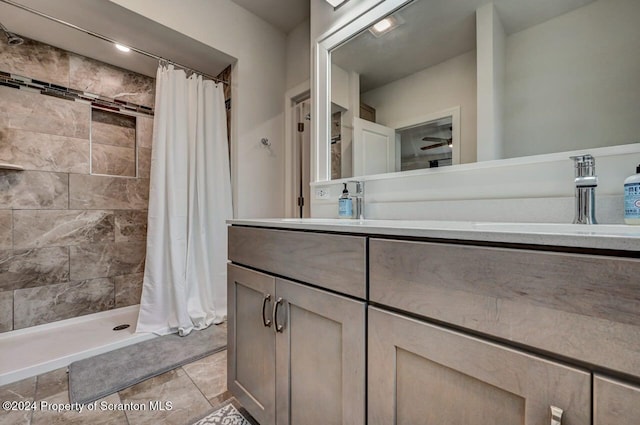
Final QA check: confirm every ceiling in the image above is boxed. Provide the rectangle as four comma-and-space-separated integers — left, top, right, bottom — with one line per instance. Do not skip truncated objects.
332, 0, 595, 92
0, 0, 235, 78
231, 0, 309, 33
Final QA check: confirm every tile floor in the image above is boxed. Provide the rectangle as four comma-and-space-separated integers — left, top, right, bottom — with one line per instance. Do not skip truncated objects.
0, 348, 231, 425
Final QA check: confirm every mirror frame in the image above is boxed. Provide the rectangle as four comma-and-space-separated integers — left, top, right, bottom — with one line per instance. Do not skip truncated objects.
313, 0, 411, 183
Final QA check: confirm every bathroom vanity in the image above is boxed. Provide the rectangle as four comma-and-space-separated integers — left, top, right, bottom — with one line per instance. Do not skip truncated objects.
227, 219, 640, 425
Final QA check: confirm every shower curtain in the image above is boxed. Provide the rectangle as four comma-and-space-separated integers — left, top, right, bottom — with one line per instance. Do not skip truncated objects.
136, 64, 232, 336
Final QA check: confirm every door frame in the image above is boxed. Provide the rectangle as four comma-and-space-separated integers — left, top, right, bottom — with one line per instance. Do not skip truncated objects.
284, 80, 311, 218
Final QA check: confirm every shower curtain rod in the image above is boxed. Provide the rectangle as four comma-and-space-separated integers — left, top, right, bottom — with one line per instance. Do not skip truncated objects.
0, 0, 229, 85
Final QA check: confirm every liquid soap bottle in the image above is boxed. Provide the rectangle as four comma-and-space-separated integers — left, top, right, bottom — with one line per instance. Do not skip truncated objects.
624, 164, 640, 224
338, 183, 353, 218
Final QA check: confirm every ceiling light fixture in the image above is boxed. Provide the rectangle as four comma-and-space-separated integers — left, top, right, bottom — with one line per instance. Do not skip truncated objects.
373, 19, 392, 33
115, 43, 130, 53
325, 0, 349, 9
369, 15, 404, 37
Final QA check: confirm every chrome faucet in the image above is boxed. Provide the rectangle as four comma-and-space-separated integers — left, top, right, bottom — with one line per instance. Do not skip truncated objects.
570, 154, 597, 224
348, 180, 365, 220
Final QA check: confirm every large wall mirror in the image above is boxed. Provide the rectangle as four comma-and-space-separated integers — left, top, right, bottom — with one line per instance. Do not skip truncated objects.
318, 0, 640, 181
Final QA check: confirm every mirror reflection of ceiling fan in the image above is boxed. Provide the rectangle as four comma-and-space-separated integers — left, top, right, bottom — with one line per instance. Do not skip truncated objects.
420, 126, 453, 150
420, 136, 452, 150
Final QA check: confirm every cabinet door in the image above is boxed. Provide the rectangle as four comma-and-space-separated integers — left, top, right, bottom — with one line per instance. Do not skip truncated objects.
594, 375, 640, 424
228, 264, 276, 425
275, 278, 366, 425
369, 307, 591, 425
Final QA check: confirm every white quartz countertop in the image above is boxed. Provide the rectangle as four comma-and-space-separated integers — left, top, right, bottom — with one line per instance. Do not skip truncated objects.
227, 218, 640, 252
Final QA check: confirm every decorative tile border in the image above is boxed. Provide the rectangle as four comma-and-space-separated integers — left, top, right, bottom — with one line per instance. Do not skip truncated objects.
0, 70, 154, 117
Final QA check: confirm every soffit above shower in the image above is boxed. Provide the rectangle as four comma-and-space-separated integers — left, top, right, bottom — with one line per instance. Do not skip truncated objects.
231, 0, 310, 33
0, 0, 236, 78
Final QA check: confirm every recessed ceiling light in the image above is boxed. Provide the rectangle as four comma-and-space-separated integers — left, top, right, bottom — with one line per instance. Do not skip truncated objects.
115, 44, 130, 53
369, 15, 404, 37
373, 19, 392, 33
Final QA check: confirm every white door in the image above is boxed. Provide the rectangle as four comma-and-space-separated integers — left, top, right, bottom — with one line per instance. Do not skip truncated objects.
353, 117, 397, 176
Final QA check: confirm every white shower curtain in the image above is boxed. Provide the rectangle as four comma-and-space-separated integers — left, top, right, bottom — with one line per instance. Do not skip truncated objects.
136, 64, 232, 336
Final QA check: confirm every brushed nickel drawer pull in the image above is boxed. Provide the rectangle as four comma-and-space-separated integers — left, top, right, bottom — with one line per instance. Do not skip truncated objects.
273, 297, 285, 333
261, 293, 272, 327
550, 406, 563, 425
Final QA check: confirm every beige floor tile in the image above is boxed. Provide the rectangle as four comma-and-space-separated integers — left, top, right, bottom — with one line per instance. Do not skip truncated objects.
182, 350, 227, 401
31, 392, 127, 425
119, 368, 212, 425
208, 390, 233, 408
0, 377, 37, 402
34, 367, 68, 400
0, 377, 36, 425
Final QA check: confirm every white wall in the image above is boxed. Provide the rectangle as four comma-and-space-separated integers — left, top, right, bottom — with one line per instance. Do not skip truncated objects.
503, 0, 640, 158
111, 0, 287, 219
361, 50, 477, 165
331, 63, 350, 110
286, 18, 310, 90
476, 3, 505, 162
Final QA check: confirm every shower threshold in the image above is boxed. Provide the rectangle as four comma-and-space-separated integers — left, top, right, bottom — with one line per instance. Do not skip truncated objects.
0, 305, 156, 386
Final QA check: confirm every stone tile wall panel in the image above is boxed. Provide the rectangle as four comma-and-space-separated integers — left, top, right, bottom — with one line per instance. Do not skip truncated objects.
70, 242, 146, 281
69, 175, 149, 210
114, 273, 144, 307
0, 171, 68, 210
0, 36, 153, 332
0, 129, 89, 174
0, 247, 70, 291
13, 210, 114, 249
13, 278, 115, 329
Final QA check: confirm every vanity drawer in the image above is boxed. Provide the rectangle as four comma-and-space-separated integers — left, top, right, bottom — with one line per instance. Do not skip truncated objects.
369, 238, 640, 378
594, 375, 640, 424
229, 226, 366, 298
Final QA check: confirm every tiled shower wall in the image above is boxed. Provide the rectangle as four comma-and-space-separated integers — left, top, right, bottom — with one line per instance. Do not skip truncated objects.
0, 36, 154, 332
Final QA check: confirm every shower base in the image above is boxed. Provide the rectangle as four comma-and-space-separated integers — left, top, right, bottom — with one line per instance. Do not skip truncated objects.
0, 305, 156, 386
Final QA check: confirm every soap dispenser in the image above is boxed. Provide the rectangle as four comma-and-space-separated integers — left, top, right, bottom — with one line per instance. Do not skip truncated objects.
624, 164, 640, 224
338, 183, 353, 218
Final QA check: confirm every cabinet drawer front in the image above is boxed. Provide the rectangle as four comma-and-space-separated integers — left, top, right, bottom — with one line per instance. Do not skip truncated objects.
369, 307, 591, 425
370, 238, 640, 378
594, 375, 640, 425
229, 226, 366, 298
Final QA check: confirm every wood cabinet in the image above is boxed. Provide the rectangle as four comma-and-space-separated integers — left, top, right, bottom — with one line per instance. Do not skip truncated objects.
227, 264, 276, 425
229, 225, 640, 425
228, 226, 366, 298
594, 375, 640, 425
368, 307, 591, 425
370, 238, 640, 378
228, 264, 366, 425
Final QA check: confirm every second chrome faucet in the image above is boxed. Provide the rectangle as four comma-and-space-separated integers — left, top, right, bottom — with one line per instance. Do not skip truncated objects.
570, 154, 597, 224
347, 180, 365, 220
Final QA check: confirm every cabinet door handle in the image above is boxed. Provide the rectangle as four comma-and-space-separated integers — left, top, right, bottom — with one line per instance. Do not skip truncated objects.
261, 294, 272, 327
272, 297, 285, 333
550, 406, 563, 425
